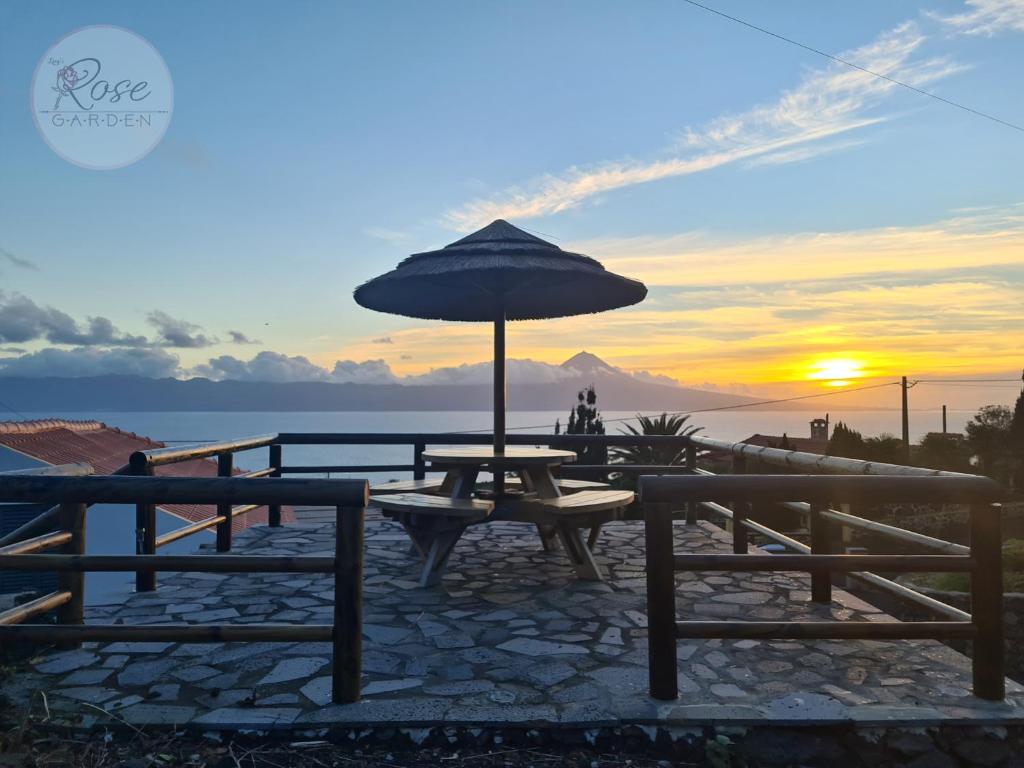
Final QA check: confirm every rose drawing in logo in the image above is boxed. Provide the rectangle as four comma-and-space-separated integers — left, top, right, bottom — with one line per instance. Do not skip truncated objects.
52, 64, 81, 110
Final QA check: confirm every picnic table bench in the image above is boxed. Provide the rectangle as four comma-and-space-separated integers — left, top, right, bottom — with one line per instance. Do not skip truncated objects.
371, 492, 493, 586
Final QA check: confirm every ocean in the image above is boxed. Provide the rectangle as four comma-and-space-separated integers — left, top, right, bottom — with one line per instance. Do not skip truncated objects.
18, 408, 973, 476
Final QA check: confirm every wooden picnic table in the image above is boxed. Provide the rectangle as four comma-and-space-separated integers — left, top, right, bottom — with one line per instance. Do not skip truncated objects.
423, 446, 577, 500
372, 446, 631, 586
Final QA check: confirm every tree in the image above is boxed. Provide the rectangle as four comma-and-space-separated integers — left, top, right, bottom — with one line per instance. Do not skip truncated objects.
965, 404, 1014, 482
610, 412, 702, 467
917, 432, 971, 472
826, 421, 866, 460
559, 385, 606, 464
862, 433, 905, 465
1011, 387, 1024, 490
779, 433, 792, 451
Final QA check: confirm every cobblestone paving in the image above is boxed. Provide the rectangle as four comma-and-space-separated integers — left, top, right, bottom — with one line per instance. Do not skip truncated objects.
10, 514, 1024, 730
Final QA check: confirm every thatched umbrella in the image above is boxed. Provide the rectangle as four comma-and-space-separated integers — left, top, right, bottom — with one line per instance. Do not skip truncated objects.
354, 219, 647, 454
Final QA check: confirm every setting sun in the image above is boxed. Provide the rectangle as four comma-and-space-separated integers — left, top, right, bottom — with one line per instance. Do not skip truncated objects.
808, 358, 865, 387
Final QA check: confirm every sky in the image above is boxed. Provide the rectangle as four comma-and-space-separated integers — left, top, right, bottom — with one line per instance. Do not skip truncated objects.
1, 0, 1022, 410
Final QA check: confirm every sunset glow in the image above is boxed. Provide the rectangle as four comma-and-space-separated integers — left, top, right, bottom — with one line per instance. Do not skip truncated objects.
808, 358, 865, 388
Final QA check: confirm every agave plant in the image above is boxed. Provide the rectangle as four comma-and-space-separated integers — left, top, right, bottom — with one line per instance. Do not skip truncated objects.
610, 412, 703, 466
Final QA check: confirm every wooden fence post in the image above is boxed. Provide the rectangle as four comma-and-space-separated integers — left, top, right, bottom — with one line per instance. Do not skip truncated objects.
971, 502, 1004, 700
56, 502, 86, 649
333, 505, 364, 704
646, 502, 678, 700
685, 442, 697, 525
133, 461, 157, 592
809, 502, 831, 603
413, 442, 426, 481
216, 453, 233, 552
268, 444, 282, 527
733, 501, 749, 554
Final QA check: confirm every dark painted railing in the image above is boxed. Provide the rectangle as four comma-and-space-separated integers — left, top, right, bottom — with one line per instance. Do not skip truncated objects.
0, 473, 368, 704
640, 473, 1006, 701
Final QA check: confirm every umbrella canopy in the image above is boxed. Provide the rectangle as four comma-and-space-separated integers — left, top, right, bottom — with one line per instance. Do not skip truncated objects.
354, 220, 647, 457
353, 219, 647, 320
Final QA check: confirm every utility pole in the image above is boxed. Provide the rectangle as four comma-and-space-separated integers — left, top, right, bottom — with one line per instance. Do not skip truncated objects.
942, 405, 947, 434
901, 376, 910, 464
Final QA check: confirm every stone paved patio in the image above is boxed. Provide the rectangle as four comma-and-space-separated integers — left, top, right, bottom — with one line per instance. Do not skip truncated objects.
8, 511, 1024, 731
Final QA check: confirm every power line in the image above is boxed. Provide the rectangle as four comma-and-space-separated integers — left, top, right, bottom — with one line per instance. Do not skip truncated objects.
678, 0, 1024, 135
913, 378, 1023, 383
456, 380, 902, 434
0, 397, 29, 420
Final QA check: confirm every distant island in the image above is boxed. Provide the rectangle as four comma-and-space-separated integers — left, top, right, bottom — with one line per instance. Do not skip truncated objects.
0, 351, 827, 412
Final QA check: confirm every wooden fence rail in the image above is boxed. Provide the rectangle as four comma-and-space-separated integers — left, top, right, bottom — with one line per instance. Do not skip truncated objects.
639, 474, 1006, 702
0, 475, 368, 704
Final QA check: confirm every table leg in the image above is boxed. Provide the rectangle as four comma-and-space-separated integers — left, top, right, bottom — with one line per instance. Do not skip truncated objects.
523, 465, 560, 499
420, 525, 465, 587
401, 520, 431, 560
555, 523, 604, 582
587, 523, 604, 551
449, 467, 479, 499
536, 524, 561, 551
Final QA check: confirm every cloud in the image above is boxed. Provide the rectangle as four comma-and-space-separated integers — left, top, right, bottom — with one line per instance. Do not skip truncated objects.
0, 347, 180, 378
407, 359, 578, 386
0, 291, 147, 346
582, 203, 1024, 287
147, 310, 217, 348
743, 139, 866, 168
0, 247, 37, 271
932, 0, 1024, 35
193, 351, 399, 385
372, 337, 394, 344
228, 330, 260, 345
329, 359, 398, 385
443, 21, 959, 230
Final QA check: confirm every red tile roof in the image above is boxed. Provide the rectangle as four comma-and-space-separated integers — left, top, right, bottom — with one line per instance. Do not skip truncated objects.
0, 419, 292, 530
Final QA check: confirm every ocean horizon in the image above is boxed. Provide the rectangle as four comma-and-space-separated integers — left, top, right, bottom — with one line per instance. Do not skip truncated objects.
16, 408, 973, 476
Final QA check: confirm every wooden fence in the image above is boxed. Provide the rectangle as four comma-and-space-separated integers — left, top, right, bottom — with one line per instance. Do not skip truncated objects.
0, 472, 368, 704
640, 473, 1006, 701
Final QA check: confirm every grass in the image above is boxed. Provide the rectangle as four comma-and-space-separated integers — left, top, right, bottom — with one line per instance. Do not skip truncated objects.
907, 538, 1024, 593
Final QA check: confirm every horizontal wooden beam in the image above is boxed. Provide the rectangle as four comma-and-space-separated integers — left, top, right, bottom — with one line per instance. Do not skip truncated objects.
0, 475, 368, 507
0, 623, 333, 642
0, 554, 335, 573
275, 432, 692, 447
672, 553, 974, 573
738, 517, 810, 553
698, 500, 733, 520
230, 504, 260, 518
239, 467, 275, 479
0, 591, 71, 625
0, 463, 93, 477
131, 434, 278, 468
640, 474, 1003, 505
817, 506, 970, 556
155, 516, 225, 548
283, 464, 417, 474
675, 620, 977, 640
690, 435, 981, 478
850, 571, 971, 622
0, 530, 71, 555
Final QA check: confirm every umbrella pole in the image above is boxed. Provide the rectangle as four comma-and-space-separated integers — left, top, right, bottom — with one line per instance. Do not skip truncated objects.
493, 306, 506, 493
493, 309, 505, 456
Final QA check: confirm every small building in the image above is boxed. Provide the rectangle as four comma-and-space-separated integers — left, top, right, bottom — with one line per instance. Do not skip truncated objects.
741, 416, 831, 455
0, 419, 288, 605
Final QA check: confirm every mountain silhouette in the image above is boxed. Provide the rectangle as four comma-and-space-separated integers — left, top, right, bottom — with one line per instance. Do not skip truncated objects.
0, 351, 779, 412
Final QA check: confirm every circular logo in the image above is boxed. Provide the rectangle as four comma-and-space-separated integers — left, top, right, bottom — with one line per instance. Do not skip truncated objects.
31, 26, 173, 170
